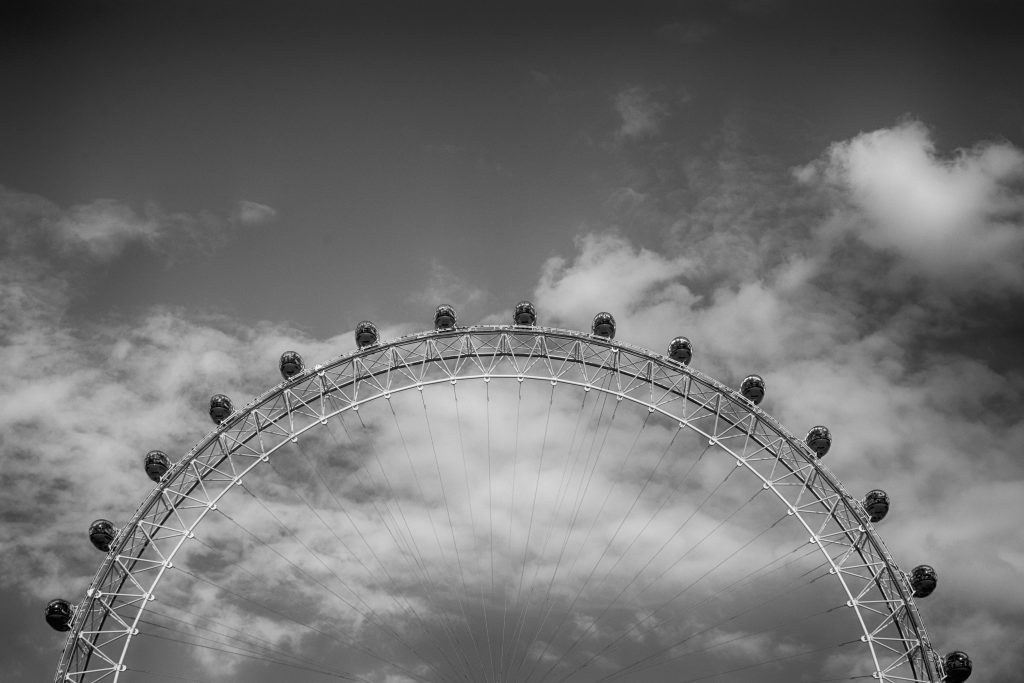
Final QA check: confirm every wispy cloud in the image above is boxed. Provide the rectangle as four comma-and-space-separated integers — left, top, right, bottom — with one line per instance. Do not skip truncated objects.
0, 184, 276, 263
613, 86, 670, 141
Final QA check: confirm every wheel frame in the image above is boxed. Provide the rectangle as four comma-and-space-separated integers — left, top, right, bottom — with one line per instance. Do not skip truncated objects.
55, 325, 940, 682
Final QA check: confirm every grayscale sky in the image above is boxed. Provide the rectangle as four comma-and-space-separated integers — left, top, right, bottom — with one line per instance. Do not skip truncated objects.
2, 1, 1023, 681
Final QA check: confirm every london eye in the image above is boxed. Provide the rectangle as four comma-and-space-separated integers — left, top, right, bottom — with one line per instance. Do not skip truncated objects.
47, 303, 972, 683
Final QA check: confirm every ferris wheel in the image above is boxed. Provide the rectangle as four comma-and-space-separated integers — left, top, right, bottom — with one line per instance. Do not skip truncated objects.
47, 302, 973, 683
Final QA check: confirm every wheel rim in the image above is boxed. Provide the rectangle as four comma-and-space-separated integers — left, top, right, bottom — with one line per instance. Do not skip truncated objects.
56, 326, 939, 682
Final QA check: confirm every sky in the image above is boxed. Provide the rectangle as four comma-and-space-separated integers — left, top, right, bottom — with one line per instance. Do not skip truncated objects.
2, 0, 1024, 681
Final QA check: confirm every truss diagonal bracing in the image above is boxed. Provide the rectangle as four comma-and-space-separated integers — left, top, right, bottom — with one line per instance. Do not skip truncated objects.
55, 326, 939, 682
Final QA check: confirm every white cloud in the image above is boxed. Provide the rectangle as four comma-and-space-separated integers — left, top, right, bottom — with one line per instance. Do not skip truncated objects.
233, 200, 278, 227
797, 120, 1024, 292
535, 232, 698, 334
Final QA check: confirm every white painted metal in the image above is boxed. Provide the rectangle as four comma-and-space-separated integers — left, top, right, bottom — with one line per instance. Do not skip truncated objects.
55, 326, 939, 682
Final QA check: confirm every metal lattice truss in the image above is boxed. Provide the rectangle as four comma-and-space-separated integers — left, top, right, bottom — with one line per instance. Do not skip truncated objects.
56, 326, 941, 682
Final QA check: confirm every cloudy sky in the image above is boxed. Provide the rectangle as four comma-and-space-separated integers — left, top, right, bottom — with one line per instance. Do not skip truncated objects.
2, 1, 1024, 681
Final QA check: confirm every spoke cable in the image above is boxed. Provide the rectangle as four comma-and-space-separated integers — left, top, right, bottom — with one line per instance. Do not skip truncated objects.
276, 439, 465, 679
505, 381, 558, 680
452, 380, 497, 682
419, 388, 490, 678
133, 629, 366, 681
215, 496, 441, 681
518, 408, 657, 682
164, 566, 428, 682
366, 404, 476, 681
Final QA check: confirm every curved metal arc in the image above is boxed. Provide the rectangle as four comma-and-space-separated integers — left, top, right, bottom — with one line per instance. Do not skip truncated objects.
57, 325, 936, 682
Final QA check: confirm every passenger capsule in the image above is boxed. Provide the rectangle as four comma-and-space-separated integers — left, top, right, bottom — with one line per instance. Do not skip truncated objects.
88, 519, 116, 552
513, 301, 537, 326
740, 375, 766, 405
591, 312, 616, 339
863, 489, 890, 523
144, 450, 170, 482
668, 337, 693, 365
805, 425, 832, 457
209, 394, 233, 424
279, 351, 304, 380
943, 651, 972, 683
434, 304, 457, 330
45, 599, 73, 632
910, 564, 937, 598
355, 321, 379, 348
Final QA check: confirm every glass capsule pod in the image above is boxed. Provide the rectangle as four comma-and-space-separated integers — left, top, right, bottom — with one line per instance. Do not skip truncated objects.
45, 598, 73, 631
88, 519, 117, 552
910, 564, 937, 598
943, 651, 973, 682
805, 425, 832, 457
209, 394, 233, 424
740, 375, 766, 405
513, 301, 537, 326
355, 321, 379, 348
144, 450, 170, 482
863, 489, 890, 523
279, 351, 304, 380
434, 304, 457, 330
591, 312, 616, 339
668, 336, 693, 365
